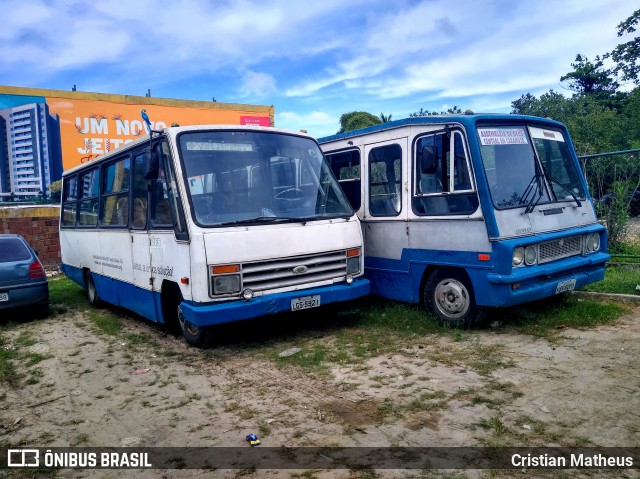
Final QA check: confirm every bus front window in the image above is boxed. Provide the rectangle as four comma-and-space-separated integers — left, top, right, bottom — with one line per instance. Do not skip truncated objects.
478, 125, 585, 210
179, 131, 353, 226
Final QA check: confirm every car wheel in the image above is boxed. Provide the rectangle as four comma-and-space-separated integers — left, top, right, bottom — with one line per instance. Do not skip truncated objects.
424, 268, 485, 328
177, 304, 211, 348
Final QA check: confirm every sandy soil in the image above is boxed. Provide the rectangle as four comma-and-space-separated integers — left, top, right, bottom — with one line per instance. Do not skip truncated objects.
0, 296, 639, 479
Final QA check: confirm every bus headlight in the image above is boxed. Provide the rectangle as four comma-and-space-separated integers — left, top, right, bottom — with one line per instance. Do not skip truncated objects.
346, 248, 361, 275
210, 264, 241, 295
585, 233, 600, 253
213, 275, 241, 295
524, 245, 537, 265
512, 247, 524, 267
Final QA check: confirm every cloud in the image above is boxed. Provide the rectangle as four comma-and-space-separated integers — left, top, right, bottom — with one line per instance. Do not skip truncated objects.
238, 71, 277, 99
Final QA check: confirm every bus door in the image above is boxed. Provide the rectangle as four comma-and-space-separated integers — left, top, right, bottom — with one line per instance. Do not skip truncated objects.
363, 138, 409, 297
129, 148, 158, 320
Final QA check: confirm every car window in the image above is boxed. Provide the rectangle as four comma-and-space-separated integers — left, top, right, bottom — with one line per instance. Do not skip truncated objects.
0, 237, 31, 262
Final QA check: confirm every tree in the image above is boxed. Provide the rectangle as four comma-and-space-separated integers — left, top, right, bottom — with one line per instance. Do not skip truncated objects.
607, 9, 640, 84
379, 113, 393, 123
49, 179, 62, 202
337, 112, 381, 133
560, 54, 618, 96
409, 106, 462, 117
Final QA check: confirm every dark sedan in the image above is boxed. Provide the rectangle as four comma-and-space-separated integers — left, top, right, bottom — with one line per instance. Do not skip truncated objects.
0, 234, 49, 318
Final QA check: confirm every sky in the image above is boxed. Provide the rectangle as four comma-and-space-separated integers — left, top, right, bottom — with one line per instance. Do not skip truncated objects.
0, 0, 635, 138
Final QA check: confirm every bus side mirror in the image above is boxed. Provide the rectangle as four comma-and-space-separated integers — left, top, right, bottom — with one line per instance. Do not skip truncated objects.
144, 146, 160, 180
420, 146, 437, 174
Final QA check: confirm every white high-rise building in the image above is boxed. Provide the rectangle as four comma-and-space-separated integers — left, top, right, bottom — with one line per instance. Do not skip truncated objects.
0, 102, 62, 200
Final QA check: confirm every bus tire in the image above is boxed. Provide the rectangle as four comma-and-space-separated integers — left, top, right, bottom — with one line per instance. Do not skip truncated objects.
85, 270, 101, 307
177, 304, 212, 348
424, 268, 485, 328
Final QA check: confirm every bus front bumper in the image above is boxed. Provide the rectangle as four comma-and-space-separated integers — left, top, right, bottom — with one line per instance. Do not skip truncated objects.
481, 252, 609, 307
178, 278, 370, 327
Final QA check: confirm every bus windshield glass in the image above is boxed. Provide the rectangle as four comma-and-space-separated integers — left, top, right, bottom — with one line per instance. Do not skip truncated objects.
179, 130, 353, 226
478, 125, 586, 210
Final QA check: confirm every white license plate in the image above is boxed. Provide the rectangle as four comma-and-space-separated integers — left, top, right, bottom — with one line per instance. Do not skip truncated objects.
0, 292, 8, 302
555, 279, 577, 294
291, 295, 321, 311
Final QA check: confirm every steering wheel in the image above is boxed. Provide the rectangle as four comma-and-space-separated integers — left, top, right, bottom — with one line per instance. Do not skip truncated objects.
274, 188, 304, 200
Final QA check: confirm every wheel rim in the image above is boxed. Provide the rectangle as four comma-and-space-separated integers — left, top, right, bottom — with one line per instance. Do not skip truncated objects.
178, 306, 200, 336
434, 278, 470, 319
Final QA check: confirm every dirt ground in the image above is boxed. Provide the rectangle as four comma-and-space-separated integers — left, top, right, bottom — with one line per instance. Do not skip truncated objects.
0, 290, 639, 479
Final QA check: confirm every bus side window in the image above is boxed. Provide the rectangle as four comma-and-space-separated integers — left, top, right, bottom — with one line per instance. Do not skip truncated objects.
326, 149, 361, 211
413, 131, 478, 216
100, 156, 131, 227
61, 176, 79, 227
368, 144, 402, 216
78, 169, 100, 227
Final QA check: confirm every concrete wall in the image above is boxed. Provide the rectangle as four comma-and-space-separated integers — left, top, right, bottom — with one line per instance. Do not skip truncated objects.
0, 205, 60, 270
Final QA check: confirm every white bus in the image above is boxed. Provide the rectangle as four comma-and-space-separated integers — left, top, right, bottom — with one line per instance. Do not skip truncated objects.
319, 114, 609, 327
60, 125, 369, 346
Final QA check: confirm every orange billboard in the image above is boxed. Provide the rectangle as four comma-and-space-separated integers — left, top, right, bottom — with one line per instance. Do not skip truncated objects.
0, 86, 273, 170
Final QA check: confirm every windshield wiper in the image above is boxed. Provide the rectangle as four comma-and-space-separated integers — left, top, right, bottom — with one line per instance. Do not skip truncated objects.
540, 166, 582, 208
519, 167, 545, 214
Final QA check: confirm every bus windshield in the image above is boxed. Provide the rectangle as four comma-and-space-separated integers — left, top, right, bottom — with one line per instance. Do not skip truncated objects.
179, 130, 353, 226
478, 125, 586, 210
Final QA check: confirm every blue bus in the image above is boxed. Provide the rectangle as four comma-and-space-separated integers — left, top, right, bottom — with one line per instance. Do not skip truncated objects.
319, 114, 609, 327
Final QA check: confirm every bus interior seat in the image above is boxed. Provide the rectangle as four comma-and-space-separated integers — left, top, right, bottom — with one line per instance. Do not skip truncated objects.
116, 197, 129, 225
133, 198, 147, 228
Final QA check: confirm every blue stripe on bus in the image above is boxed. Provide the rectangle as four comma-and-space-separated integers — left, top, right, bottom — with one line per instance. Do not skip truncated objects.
179, 278, 370, 327
61, 263, 370, 327
364, 245, 609, 308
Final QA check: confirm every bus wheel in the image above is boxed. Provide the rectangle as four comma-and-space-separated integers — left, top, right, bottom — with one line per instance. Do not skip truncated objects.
85, 271, 101, 307
424, 269, 484, 328
177, 305, 211, 348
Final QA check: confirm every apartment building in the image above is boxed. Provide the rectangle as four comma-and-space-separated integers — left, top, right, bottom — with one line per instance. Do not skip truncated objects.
0, 102, 62, 200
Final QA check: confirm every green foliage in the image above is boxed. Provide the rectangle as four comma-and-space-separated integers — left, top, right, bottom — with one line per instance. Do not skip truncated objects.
583, 265, 640, 295
607, 9, 640, 84
560, 54, 618, 97
338, 111, 381, 133
48, 179, 62, 202
598, 180, 631, 246
409, 105, 462, 117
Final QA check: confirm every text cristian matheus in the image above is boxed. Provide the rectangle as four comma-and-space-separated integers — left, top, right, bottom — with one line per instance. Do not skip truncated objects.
512, 453, 634, 468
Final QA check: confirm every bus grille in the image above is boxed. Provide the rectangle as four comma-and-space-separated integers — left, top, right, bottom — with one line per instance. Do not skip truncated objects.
538, 235, 582, 264
242, 250, 348, 291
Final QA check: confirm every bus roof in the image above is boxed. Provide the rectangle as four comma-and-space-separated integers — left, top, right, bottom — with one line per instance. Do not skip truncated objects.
317, 113, 567, 144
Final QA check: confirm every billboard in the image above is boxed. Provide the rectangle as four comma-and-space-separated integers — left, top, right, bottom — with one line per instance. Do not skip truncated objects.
0, 85, 273, 172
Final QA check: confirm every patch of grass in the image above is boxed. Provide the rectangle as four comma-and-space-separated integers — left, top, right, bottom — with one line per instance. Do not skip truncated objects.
0, 347, 19, 385
23, 352, 53, 367
87, 310, 121, 335
16, 331, 37, 347
49, 277, 87, 309
512, 295, 627, 339
582, 264, 640, 295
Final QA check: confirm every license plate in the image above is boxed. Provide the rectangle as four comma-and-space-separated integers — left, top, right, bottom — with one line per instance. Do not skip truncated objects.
555, 279, 577, 294
0, 292, 8, 302
291, 295, 321, 311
